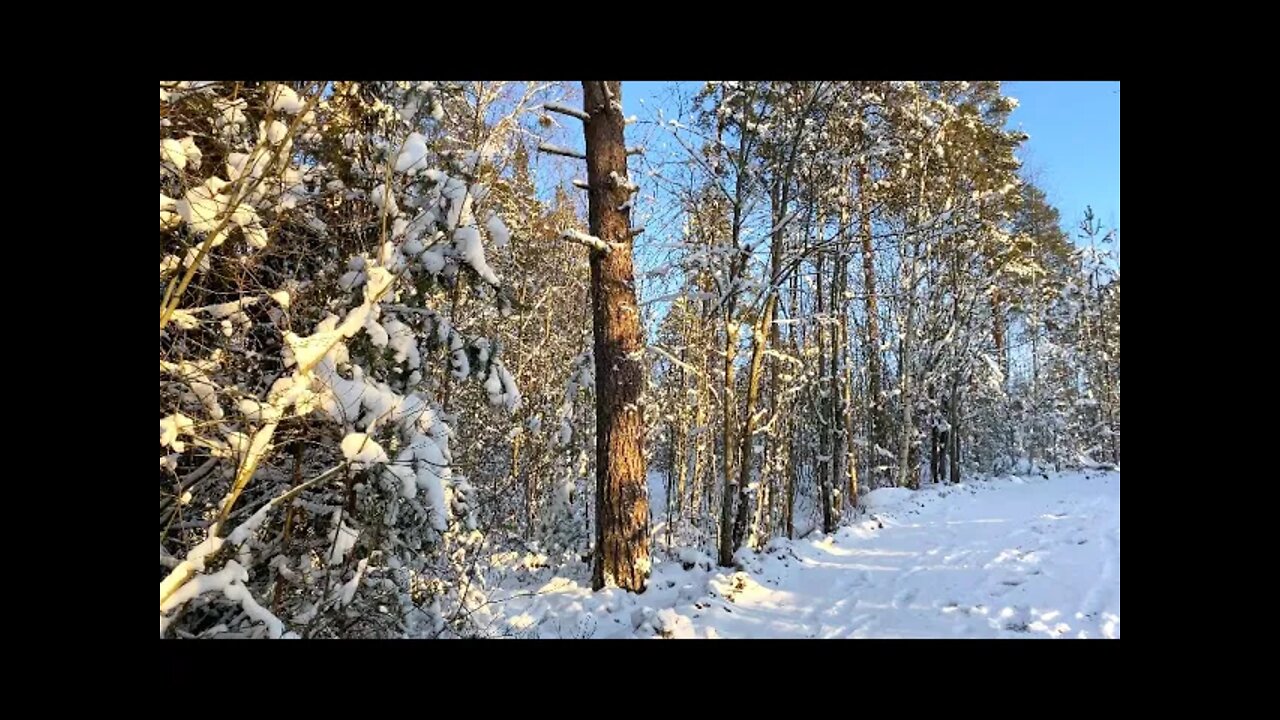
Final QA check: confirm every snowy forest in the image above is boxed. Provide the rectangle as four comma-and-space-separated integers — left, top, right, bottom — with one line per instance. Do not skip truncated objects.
160, 81, 1120, 639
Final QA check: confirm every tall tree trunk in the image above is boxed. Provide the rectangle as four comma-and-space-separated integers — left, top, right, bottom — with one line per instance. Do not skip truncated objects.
667, 415, 682, 550
897, 244, 917, 490
764, 188, 786, 547
897, 147, 930, 490
829, 211, 847, 522
692, 316, 709, 542
843, 316, 858, 508
718, 314, 737, 566
857, 161, 885, 492
992, 288, 1007, 381
931, 424, 939, 484
718, 101, 756, 566
514, 432, 528, 539
815, 237, 834, 534
674, 330, 688, 536
1094, 278, 1119, 465
949, 381, 961, 484
583, 81, 649, 593
785, 249, 801, 539
733, 296, 776, 552
937, 396, 948, 483
837, 193, 858, 508
992, 286, 1012, 470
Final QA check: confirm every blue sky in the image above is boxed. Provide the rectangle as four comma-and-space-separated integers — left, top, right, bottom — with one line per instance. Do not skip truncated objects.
619, 81, 1120, 242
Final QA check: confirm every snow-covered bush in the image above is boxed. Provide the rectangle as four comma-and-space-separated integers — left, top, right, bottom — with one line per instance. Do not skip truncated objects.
160, 81, 528, 638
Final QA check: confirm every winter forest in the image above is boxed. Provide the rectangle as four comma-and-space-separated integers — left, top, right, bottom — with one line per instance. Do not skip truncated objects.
160, 81, 1120, 639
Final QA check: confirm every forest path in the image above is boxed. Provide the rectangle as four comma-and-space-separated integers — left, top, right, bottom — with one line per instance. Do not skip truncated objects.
686, 470, 1122, 638
483, 470, 1120, 639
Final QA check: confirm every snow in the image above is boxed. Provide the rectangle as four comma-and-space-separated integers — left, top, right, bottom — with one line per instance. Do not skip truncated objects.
485, 212, 510, 249
269, 84, 305, 114
678, 548, 712, 570
160, 138, 187, 170
341, 432, 389, 467
226, 150, 271, 183
371, 184, 399, 217
538, 143, 585, 159
265, 119, 289, 145
269, 290, 291, 309
384, 318, 420, 369
159, 413, 194, 449
439, 176, 471, 229
284, 329, 342, 373
484, 361, 522, 413
654, 608, 697, 638
562, 229, 611, 253
222, 581, 291, 639
327, 511, 359, 565
473, 470, 1120, 639
543, 102, 589, 121
238, 394, 282, 422
609, 171, 638, 193
228, 502, 274, 546
160, 559, 245, 614
177, 179, 231, 234
340, 558, 369, 607
395, 132, 429, 174
859, 486, 914, 509
453, 226, 500, 285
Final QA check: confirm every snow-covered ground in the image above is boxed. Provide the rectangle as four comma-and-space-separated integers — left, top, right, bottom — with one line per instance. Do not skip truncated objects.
475, 470, 1120, 639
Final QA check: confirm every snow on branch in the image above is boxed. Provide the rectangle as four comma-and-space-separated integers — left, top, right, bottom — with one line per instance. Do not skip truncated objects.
609, 172, 639, 194
538, 143, 586, 160
768, 208, 803, 236
572, 179, 591, 190
649, 344, 702, 376
626, 146, 645, 156
562, 229, 611, 253
543, 102, 589, 121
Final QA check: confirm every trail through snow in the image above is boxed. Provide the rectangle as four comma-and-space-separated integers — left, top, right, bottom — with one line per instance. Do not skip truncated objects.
480, 470, 1120, 639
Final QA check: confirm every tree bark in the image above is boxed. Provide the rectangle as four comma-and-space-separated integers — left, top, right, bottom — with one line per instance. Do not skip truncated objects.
858, 161, 885, 488
718, 314, 737, 566
733, 296, 776, 552
815, 233, 835, 533
949, 382, 961, 484
584, 81, 649, 593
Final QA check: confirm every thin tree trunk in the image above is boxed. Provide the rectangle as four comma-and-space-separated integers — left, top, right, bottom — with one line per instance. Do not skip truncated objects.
930, 407, 939, 485
583, 81, 649, 593
843, 319, 858, 508
666, 419, 680, 550
692, 319, 709, 541
1030, 306, 1040, 468
733, 296, 776, 552
785, 260, 800, 540
815, 234, 834, 534
829, 213, 846, 522
764, 187, 786, 547
718, 313, 737, 566
949, 383, 961, 484
513, 433, 528, 539
937, 395, 949, 483
858, 161, 885, 488
897, 248, 917, 490
992, 288, 1006, 381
